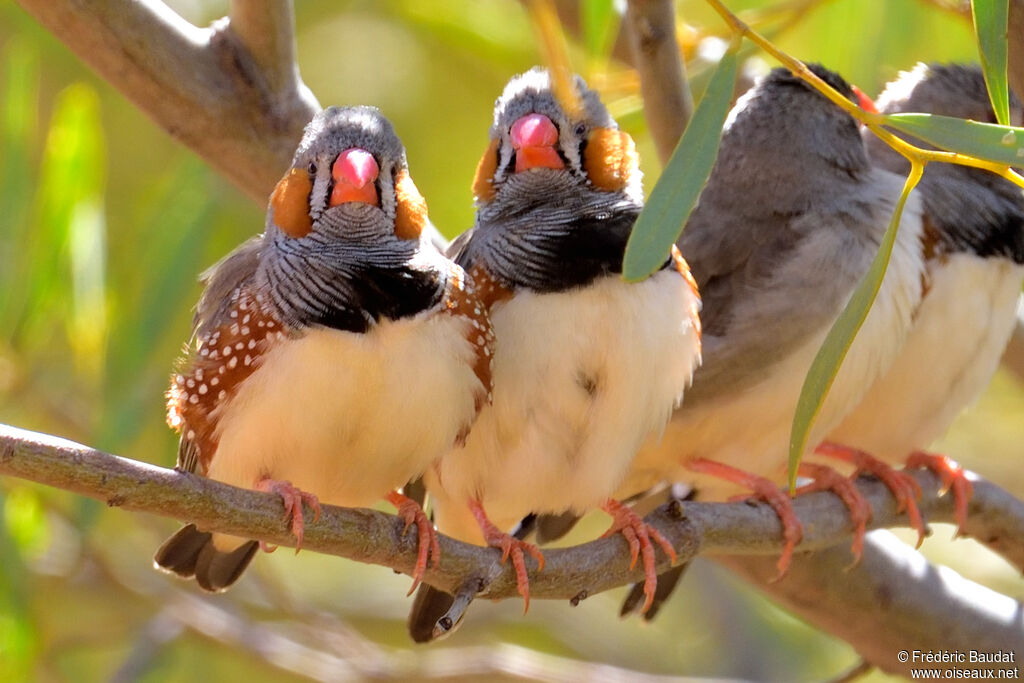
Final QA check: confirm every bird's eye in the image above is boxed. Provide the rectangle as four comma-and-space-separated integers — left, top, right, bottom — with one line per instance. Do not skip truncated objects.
574, 123, 586, 137
307, 161, 317, 175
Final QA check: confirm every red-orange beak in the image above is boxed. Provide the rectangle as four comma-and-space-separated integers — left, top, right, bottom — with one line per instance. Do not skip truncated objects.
851, 85, 878, 114
329, 148, 380, 206
510, 113, 565, 172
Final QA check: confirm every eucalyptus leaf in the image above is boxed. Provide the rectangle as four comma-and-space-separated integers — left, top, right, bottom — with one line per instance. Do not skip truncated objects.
883, 112, 1024, 166
972, 0, 1011, 126
788, 166, 924, 491
622, 46, 739, 282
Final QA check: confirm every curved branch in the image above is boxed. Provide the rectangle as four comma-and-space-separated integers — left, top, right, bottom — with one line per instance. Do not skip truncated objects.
2, 423, 1022, 601
624, 0, 693, 165
13, 0, 320, 202
721, 531, 1024, 677
227, 0, 302, 97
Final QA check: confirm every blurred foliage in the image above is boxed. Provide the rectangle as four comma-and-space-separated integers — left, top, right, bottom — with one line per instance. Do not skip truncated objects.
0, 0, 1021, 681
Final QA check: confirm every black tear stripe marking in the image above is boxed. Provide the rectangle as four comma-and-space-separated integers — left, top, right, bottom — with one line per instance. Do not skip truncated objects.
308, 265, 446, 334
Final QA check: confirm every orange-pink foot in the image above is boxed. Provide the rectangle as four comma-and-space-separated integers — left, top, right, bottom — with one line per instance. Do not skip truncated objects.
796, 462, 873, 565
600, 499, 677, 614
386, 490, 441, 595
817, 442, 925, 547
469, 499, 545, 613
687, 458, 802, 579
255, 478, 321, 553
906, 452, 973, 537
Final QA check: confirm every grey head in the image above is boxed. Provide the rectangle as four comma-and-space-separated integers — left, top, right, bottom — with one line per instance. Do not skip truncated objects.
691, 64, 870, 241
868, 63, 1024, 263
247, 106, 447, 334
680, 64, 893, 401
459, 67, 646, 292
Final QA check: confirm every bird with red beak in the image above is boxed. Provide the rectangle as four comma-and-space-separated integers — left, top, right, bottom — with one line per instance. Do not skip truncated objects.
408, 67, 701, 641
155, 106, 494, 595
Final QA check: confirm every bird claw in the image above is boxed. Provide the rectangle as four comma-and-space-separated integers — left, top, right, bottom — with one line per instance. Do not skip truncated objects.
817, 442, 926, 547
906, 452, 973, 537
796, 462, 873, 567
386, 491, 441, 595
600, 499, 676, 614
469, 500, 544, 613
687, 458, 803, 580
255, 478, 321, 552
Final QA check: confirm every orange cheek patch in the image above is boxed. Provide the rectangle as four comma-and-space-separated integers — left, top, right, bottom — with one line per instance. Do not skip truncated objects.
395, 170, 428, 240
471, 138, 500, 202
583, 128, 638, 192
270, 168, 313, 238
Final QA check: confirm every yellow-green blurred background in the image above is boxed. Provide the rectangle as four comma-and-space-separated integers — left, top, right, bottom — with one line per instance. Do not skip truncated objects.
1, 0, 1021, 680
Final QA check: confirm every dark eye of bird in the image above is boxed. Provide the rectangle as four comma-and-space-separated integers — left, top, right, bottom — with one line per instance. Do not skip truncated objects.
574, 122, 586, 137
307, 161, 317, 175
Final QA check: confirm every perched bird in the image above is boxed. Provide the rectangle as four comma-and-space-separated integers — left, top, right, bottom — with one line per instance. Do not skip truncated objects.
823, 63, 1024, 532
154, 106, 494, 593
409, 67, 702, 640
615, 63, 929, 583
618, 62, 1024, 620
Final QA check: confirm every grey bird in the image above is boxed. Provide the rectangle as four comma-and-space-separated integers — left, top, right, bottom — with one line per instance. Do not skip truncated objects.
825, 62, 1024, 531
154, 106, 494, 594
617, 63, 927, 564
408, 67, 702, 641
620, 62, 1024, 619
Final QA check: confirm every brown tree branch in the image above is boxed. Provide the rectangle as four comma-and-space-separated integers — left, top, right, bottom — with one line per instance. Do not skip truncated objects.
13, 0, 320, 203
624, 0, 694, 165
1, 423, 1021, 632
720, 531, 1024, 678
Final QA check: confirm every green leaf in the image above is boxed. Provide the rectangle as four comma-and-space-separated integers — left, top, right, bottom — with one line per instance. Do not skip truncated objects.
3, 488, 48, 557
787, 165, 924, 491
622, 44, 739, 282
0, 38, 39, 337
16, 83, 106, 364
972, 0, 1011, 126
582, 0, 619, 64
883, 112, 1024, 166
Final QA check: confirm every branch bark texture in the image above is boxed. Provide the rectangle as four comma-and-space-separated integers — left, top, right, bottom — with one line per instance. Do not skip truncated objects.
1, 422, 1022, 656
721, 531, 1023, 677
624, 0, 693, 165
14, 0, 320, 203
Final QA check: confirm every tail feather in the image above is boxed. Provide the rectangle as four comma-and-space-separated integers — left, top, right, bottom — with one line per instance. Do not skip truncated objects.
620, 561, 690, 621
408, 584, 459, 643
154, 524, 258, 593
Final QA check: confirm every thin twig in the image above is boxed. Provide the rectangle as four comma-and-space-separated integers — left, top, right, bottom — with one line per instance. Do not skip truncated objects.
625, 0, 693, 165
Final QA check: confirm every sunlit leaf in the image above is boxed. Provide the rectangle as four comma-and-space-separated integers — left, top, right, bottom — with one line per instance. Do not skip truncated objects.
787, 165, 924, 490
883, 112, 1024, 166
3, 488, 48, 556
17, 83, 106, 374
99, 160, 218, 448
582, 0, 619, 64
0, 38, 39, 338
0, 488, 36, 682
0, 612, 34, 682
622, 44, 739, 281
972, 0, 1011, 126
